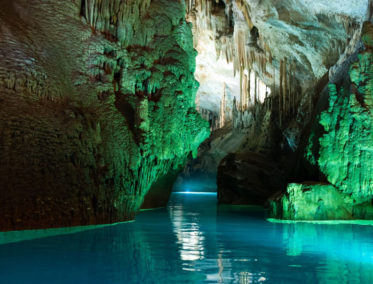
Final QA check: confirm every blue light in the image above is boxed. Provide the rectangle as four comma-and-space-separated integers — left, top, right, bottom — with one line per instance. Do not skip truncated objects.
173, 192, 217, 195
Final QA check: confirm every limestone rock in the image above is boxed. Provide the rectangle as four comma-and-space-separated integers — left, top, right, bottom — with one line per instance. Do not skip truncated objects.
0, 0, 209, 231
188, 0, 368, 120
190, 1, 369, 209
362, 21, 373, 48
311, 41, 373, 202
271, 24, 373, 221
141, 167, 182, 209
269, 183, 354, 220
270, 183, 373, 220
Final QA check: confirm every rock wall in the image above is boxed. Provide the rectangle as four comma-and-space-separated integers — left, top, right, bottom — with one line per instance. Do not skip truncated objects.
270, 22, 373, 220
0, 0, 209, 231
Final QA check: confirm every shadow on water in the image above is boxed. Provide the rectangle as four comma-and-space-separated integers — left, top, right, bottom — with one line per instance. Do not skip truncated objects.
0, 192, 373, 283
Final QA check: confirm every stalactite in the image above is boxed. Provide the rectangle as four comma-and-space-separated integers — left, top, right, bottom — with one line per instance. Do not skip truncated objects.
265, 86, 268, 111
220, 82, 227, 128
243, 74, 248, 110
289, 59, 293, 115
279, 60, 283, 125
292, 61, 296, 114
272, 64, 275, 113
250, 51, 255, 68
257, 76, 260, 104
248, 69, 251, 104
254, 72, 257, 105
283, 58, 287, 116
195, 92, 201, 112
239, 65, 243, 111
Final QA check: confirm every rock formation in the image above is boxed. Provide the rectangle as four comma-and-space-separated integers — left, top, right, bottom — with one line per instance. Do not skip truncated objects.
1, 0, 373, 230
182, 0, 373, 220
270, 22, 373, 220
0, 0, 209, 231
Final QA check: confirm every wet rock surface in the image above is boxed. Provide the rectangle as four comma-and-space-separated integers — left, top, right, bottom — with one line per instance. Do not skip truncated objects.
1, 0, 373, 229
270, 183, 373, 220
270, 23, 373, 220
269, 183, 354, 220
141, 167, 182, 210
0, 0, 209, 231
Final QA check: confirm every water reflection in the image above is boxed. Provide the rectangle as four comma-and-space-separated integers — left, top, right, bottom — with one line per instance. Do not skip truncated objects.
170, 197, 210, 278
170, 204, 205, 262
277, 222, 373, 283
0, 192, 372, 283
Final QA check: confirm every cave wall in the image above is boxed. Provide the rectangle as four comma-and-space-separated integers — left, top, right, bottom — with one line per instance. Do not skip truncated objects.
0, 0, 209, 231
185, 0, 373, 213
271, 25, 373, 220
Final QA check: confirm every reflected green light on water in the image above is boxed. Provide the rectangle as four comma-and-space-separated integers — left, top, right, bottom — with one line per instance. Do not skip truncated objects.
0, 221, 135, 245
267, 218, 373, 226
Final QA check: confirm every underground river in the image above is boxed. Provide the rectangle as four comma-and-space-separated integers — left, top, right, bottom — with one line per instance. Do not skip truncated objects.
1, 192, 373, 283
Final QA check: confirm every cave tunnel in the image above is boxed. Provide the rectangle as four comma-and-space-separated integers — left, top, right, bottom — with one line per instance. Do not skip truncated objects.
1, 0, 373, 283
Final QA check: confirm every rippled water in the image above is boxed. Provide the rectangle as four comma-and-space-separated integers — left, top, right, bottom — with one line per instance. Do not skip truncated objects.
1, 192, 373, 283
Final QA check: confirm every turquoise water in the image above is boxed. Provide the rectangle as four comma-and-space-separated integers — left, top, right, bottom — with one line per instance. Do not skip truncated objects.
1, 192, 373, 283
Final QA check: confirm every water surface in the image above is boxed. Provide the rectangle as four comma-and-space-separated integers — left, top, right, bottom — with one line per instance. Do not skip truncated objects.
1, 192, 373, 283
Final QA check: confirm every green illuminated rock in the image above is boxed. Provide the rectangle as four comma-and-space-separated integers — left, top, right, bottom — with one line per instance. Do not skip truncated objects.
270, 183, 355, 220
271, 23, 373, 220
315, 29, 373, 205
0, 0, 209, 231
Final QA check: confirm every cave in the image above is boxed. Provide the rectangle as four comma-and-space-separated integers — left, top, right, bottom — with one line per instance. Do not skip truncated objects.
0, 0, 373, 283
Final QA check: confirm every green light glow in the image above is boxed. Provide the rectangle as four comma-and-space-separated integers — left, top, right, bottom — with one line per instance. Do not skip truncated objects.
0, 220, 135, 246
267, 218, 373, 226
271, 32, 373, 221
173, 192, 217, 195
